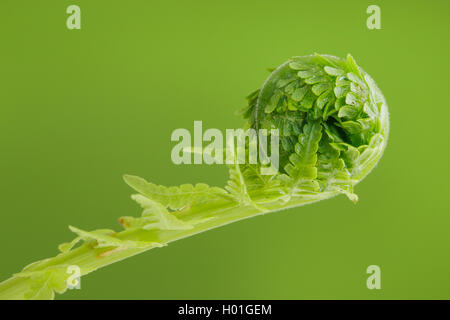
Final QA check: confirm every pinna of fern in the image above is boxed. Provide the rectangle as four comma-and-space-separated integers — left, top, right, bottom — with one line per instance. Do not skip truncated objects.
0, 53, 389, 299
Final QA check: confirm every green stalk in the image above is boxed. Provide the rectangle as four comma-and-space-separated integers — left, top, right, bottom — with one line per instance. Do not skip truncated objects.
0, 192, 337, 300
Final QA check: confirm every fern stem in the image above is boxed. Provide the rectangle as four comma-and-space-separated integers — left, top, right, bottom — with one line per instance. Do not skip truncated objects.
0, 192, 337, 299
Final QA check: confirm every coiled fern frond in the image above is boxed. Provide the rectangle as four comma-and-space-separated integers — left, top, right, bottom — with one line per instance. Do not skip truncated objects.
0, 54, 389, 299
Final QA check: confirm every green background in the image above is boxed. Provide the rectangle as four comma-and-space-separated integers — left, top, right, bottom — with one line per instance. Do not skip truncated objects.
1, 0, 449, 299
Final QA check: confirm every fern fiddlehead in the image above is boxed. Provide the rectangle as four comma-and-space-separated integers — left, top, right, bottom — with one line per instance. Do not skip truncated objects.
0, 54, 389, 299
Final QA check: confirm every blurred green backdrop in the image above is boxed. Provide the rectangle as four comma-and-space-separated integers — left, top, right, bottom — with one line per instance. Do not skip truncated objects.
1, 0, 449, 299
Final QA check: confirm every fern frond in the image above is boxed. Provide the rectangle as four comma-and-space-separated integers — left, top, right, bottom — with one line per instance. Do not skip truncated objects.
0, 53, 389, 300
317, 134, 358, 202
120, 195, 193, 231
279, 121, 322, 198
15, 267, 69, 300
123, 175, 228, 210
59, 226, 162, 252
225, 163, 253, 206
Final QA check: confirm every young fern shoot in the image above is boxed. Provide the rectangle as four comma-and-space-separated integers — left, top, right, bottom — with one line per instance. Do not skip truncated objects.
0, 53, 389, 300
